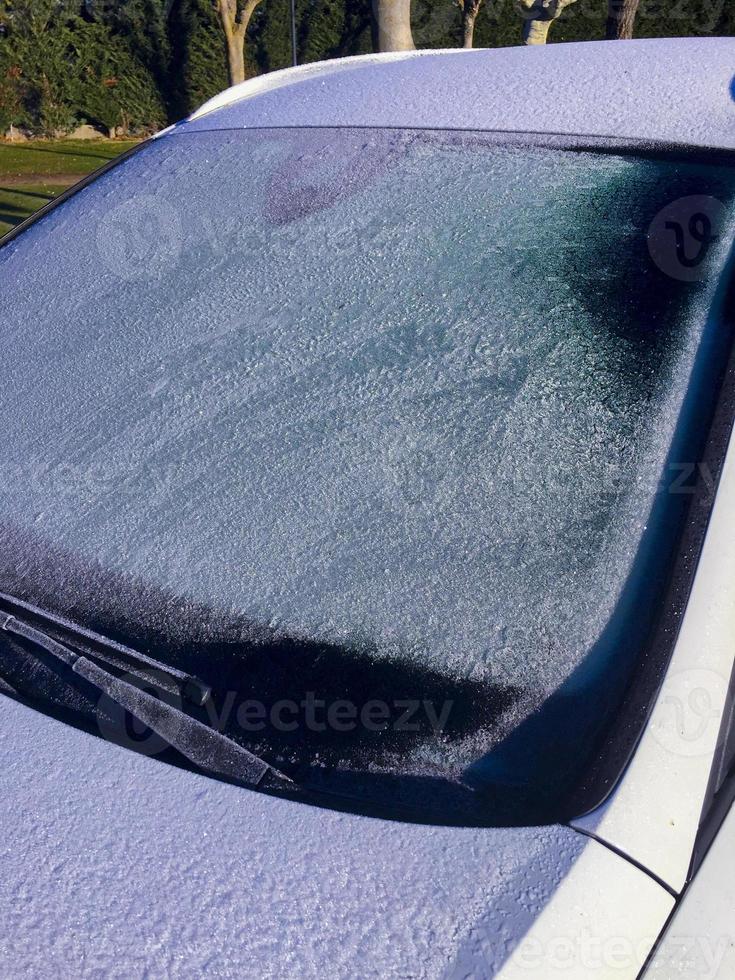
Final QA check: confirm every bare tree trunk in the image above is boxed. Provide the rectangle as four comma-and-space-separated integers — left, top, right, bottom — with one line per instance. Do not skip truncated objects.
606, 0, 640, 39
515, 0, 578, 45
522, 17, 552, 43
225, 31, 246, 84
462, 12, 475, 47
218, 0, 263, 86
459, 0, 483, 49
374, 0, 415, 52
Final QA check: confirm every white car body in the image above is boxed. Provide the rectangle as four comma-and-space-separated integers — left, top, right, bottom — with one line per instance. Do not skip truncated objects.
1, 38, 735, 979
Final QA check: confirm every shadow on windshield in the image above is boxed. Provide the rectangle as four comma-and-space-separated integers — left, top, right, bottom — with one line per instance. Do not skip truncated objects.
463, 189, 735, 817
0, 521, 530, 823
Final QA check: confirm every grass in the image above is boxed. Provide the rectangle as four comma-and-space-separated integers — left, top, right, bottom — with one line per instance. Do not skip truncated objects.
0, 184, 70, 237
0, 139, 140, 237
0, 139, 139, 178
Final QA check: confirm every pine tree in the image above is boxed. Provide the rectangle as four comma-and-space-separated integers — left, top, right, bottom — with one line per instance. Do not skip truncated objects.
299, 0, 372, 64
252, 0, 293, 72
0, 0, 82, 135
101, 0, 174, 115
169, 0, 229, 117
76, 21, 167, 135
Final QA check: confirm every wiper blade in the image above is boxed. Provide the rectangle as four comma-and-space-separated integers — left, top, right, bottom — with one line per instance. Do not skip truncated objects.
0, 612, 294, 791
0, 588, 211, 707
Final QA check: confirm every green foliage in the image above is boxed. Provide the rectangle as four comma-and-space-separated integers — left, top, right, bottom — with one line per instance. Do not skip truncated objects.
253, 0, 292, 71
0, 0, 166, 135
299, 0, 373, 63
169, 0, 229, 117
0, 65, 24, 132
473, 0, 735, 46
0, 0, 733, 136
413, 0, 460, 48
92, 0, 174, 115
0, 0, 81, 134
76, 25, 167, 135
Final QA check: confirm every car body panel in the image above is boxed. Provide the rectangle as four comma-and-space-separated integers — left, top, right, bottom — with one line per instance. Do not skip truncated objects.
644, 802, 735, 978
185, 39, 735, 150
0, 693, 679, 979
497, 838, 674, 979
571, 424, 735, 892
0, 694, 617, 979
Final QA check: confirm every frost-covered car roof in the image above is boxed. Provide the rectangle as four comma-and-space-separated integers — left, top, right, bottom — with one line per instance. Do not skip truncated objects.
184, 38, 735, 149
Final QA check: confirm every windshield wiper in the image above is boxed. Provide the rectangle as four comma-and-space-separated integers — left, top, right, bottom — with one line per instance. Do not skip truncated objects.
0, 611, 294, 791
0, 588, 212, 706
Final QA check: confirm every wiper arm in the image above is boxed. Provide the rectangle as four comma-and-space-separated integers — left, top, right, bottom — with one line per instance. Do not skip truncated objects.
0, 612, 294, 791
0, 588, 211, 707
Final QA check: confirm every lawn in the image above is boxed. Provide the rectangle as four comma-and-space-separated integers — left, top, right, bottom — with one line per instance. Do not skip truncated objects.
0, 139, 140, 237
0, 184, 71, 236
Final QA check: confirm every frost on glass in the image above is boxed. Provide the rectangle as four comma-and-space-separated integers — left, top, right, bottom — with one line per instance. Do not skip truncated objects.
0, 129, 733, 817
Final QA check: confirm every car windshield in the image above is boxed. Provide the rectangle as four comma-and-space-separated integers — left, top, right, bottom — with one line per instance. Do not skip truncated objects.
0, 126, 734, 824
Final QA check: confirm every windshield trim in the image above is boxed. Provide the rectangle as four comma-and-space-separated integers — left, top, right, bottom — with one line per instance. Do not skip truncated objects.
173, 124, 735, 167
566, 242, 735, 820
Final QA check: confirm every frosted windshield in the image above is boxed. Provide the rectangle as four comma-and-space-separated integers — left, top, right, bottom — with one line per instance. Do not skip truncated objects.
0, 128, 733, 821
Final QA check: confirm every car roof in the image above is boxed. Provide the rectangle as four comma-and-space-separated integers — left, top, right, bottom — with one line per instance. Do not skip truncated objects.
180, 38, 735, 150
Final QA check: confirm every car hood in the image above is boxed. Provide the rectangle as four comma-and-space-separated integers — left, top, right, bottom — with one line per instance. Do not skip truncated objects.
0, 693, 594, 978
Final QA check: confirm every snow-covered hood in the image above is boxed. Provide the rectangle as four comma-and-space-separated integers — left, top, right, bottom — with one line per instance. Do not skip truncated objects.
0, 695, 580, 977
0, 694, 675, 979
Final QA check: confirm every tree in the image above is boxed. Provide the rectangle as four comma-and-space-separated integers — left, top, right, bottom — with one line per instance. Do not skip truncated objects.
606, 0, 639, 39
101, 0, 174, 114
0, 64, 25, 133
373, 0, 415, 52
169, 0, 229, 116
85, 0, 170, 131
217, 0, 264, 85
0, 0, 81, 134
515, 0, 578, 44
76, 24, 167, 136
457, 0, 483, 48
0, 0, 167, 136
299, 0, 373, 65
